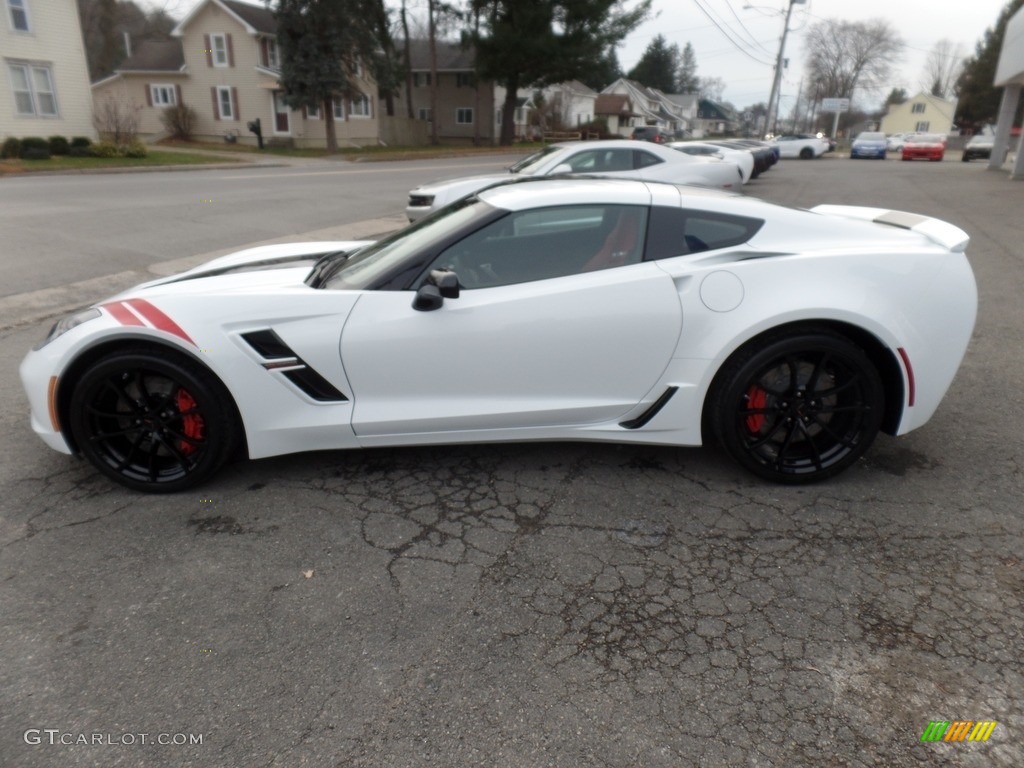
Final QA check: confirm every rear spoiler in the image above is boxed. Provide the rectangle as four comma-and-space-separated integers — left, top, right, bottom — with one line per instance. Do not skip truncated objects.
810, 204, 969, 253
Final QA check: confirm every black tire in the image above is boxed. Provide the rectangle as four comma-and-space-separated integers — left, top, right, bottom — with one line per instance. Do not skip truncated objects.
708, 329, 884, 483
799, 147, 814, 159
68, 347, 241, 492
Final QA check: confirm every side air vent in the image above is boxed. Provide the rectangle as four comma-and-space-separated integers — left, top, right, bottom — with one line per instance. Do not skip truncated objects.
282, 368, 348, 402
241, 329, 294, 359
240, 329, 348, 403
620, 387, 678, 429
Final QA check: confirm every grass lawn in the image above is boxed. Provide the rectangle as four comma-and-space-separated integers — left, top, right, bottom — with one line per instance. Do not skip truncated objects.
0, 150, 240, 175
158, 138, 546, 162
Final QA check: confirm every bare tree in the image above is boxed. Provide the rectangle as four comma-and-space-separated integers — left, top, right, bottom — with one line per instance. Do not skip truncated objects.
93, 93, 141, 145
921, 39, 964, 99
804, 18, 904, 102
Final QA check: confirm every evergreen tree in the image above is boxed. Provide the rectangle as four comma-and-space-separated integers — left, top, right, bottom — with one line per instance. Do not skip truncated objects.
275, 0, 379, 152
469, 0, 652, 145
885, 87, 908, 105
677, 42, 699, 93
627, 34, 679, 92
582, 46, 622, 91
955, 0, 1024, 129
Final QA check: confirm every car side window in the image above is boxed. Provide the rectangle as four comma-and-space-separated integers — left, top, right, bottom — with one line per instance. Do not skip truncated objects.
425, 204, 649, 289
633, 150, 663, 169
644, 206, 764, 260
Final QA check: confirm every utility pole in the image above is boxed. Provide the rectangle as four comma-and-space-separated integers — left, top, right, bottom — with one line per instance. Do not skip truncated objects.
765, 0, 804, 137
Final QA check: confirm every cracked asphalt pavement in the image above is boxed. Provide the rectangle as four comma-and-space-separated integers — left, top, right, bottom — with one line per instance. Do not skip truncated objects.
1, 158, 1022, 767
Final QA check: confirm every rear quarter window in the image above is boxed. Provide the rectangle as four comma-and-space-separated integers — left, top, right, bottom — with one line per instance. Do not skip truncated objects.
644, 206, 764, 260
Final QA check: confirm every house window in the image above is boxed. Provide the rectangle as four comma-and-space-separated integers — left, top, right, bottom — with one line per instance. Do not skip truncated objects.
456, 108, 473, 125
350, 93, 370, 117
455, 72, 473, 88
333, 97, 344, 119
351, 60, 363, 77
211, 34, 229, 67
8, 63, 57, 116
150, 84, 177, 107
7, 0, 29, 31
216, 85, 234, 119
265, 38, 278, 68
413, 72, 431, 87
915, 121, 930, 132
307, 103, 320, 119
911, 103, 926, 114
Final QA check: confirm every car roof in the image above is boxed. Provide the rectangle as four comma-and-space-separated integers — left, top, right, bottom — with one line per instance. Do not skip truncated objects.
476, 176, 739, 212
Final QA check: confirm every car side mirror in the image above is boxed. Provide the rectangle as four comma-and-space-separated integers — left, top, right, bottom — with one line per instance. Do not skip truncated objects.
550, 163, 573, 175
429, 268, 460, 299
412, 284, 444, 312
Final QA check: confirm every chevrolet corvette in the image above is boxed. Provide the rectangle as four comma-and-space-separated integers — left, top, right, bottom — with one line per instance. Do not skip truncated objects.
21, 178, 977, 492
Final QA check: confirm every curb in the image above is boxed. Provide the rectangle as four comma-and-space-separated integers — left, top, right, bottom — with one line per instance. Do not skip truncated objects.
0, 160, 290, 179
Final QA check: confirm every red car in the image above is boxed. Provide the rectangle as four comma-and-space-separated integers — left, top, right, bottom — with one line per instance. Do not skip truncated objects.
901, 134, 946, 161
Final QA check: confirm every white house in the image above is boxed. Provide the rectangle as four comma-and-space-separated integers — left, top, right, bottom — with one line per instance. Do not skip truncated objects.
2, 0, 95, 140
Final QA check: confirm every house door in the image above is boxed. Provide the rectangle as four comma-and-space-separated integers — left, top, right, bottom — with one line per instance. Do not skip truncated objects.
273, 91, 290, 133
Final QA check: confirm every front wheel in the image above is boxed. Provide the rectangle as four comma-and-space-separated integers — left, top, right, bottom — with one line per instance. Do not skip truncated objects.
799, 147, 814, 159
68, 347, 241, 492
708, 330, 884, 483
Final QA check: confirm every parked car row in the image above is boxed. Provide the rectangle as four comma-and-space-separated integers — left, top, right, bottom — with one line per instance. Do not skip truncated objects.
405, 140, 753, 221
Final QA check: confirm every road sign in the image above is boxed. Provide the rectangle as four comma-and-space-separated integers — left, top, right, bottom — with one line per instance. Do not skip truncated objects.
821, 98, 850, 113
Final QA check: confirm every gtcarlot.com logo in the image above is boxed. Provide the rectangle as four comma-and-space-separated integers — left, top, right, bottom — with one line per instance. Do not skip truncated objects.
24, 729, 203, 746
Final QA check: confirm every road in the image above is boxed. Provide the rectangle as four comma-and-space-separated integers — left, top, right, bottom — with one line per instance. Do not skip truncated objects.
1, 155, 1022, 767
0, 154, 514, 296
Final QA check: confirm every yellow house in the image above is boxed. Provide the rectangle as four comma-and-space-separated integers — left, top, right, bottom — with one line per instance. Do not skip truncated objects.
2, 0, 96, 140
880, 92, 958, 135
92, 0, 379, 148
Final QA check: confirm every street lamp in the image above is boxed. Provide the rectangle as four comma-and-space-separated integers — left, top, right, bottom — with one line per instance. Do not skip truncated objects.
762, 0, 805, 137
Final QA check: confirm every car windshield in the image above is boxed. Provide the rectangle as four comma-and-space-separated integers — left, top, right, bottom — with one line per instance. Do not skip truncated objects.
507, 146, 564, 175
858, 133, 885, 141
320, 197, 494, 290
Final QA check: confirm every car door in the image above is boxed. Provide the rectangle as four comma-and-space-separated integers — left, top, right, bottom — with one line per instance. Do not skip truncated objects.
340, 203, 683, 439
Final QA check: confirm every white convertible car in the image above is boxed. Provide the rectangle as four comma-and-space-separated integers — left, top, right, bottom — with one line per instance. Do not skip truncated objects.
668, 141, 756, 183
21, 178, 976, 492
405, 140, 744, 221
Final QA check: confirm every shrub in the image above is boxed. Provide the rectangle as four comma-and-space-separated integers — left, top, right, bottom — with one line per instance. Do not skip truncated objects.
123, 140, 148, 158
91, 141, 122, 158
23, 147, 52, 160
48, 136, 70, 155
20, 137, 49, 155
1, 137, 21, 159
68, 146, 94, 157
160, 103, 198, 141
70, 136, 93, 148
94, 95, 140, 146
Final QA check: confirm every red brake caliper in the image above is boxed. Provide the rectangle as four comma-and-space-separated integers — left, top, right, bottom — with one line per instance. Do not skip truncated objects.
745, 385, 767, 433
175, 389, 205, 454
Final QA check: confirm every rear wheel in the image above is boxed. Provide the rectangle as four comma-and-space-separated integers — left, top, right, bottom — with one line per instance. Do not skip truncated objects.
708, 329, 884, 483
68, 348, 241, 492
799, 147, 814, 159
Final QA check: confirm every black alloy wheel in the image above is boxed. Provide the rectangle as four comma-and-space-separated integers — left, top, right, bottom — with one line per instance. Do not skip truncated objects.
68, 348, 241, 492
709, 329, 884, 483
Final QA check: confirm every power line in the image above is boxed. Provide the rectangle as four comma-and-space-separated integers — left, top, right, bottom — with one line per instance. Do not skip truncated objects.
691, 0, 774, 66
723, 0, 776, 57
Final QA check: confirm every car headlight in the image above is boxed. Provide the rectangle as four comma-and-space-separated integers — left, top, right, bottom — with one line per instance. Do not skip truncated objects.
34, 307, 102, 350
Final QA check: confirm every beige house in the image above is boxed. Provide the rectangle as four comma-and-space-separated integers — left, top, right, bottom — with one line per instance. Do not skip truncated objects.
92, 0, 379, 148
399, 40, 497, 143
880, 92, 958, 136
2, 0, 95, 140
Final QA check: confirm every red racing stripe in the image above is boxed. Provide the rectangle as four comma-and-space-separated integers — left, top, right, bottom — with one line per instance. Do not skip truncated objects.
102, 301, 145, 327
125, 298, 195, 346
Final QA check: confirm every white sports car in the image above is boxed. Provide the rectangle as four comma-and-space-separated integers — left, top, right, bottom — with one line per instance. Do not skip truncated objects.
21, 178, 976, 492
405, 140, 744, 221
668, 141, 756, 183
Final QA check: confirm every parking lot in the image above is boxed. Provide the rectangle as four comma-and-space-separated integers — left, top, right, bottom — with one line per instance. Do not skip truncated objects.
1, 154, 1022, 767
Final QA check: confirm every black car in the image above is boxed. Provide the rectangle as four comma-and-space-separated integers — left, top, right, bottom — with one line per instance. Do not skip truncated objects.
631, 126, 666, 144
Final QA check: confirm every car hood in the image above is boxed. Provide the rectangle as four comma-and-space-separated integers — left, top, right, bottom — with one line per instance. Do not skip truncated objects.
109, 240, 375, 297
411, 172, 518, 197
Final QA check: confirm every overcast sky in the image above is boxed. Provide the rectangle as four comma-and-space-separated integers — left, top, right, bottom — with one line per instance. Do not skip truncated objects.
617, 0, 1012, 110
